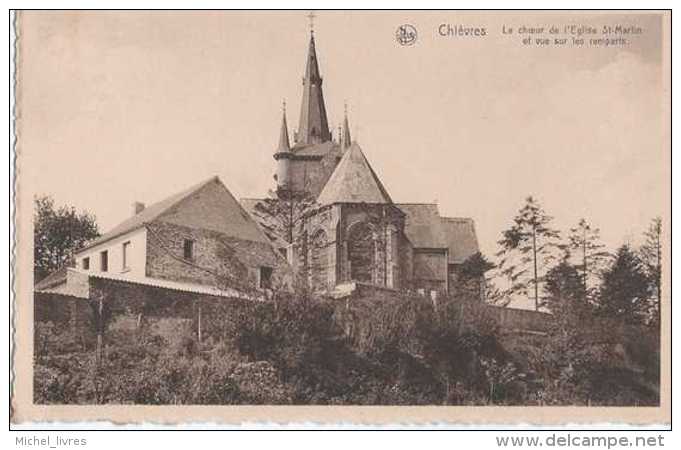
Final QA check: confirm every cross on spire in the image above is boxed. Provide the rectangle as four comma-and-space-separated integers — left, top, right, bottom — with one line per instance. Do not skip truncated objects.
307, 11, 316, 34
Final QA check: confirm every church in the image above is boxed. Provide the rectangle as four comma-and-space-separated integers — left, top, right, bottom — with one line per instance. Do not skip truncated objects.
243, 29, 480, 299
35, 25, 480, 304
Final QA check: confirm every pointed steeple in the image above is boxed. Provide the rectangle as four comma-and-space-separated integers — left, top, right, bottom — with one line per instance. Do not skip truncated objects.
341, 102, 352, 149
274, 101, 292, 189
296, 31, 331, 145
276, 100, 291, 154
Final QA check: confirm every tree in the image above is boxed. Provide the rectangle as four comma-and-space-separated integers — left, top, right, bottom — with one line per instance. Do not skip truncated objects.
544, 261, 586, 315
496, 196, 562, 310
598, 245, 649, 324
454, 252, 495, 301
34, 195, 99, 282
639, 217, 662, 326
252, 188, 318, 245
566, 219, 610, 301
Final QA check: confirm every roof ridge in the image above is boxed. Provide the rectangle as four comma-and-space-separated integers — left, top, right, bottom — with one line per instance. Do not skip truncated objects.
442, 216, 474, 222
397, 202, 439, 207
77, 175, 221, 253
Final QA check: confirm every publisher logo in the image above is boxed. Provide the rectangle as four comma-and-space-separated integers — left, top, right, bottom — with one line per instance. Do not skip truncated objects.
396, 24, 417, 46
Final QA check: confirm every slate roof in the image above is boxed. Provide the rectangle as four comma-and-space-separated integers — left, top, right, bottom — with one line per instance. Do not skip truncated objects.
35, 267, 90, 298
397, 203, 447, 249
291, 141, 338, 157
297, 33, 332, 145
239, 198, 263, 217
317, 143, 393, 205
397, 203, 479, 263
77, 176, 270, 253
441, 217, 480, 264
77, 177, 217, 253
35, 266, 69, 290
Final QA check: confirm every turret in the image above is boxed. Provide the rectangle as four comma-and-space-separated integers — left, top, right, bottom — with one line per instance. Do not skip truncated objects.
274, 101, 292, 189
341, 103, 352, 149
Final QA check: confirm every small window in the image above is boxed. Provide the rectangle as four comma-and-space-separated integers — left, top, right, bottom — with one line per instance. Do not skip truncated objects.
82, 257, 90, 270
122, 241, 131, 270
100, 251, 108, 272
183, 239, 194, 260
259, 267, 273, 289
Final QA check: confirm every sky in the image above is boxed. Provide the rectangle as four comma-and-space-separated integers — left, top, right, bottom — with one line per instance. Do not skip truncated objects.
18, 11, 668, 266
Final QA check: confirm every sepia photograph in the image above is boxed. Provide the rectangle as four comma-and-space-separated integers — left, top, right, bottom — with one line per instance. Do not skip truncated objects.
9, 9, 671, 428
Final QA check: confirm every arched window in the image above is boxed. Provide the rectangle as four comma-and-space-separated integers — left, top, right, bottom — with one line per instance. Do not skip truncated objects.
347, 222, 375, 284
309, 229, 329, 290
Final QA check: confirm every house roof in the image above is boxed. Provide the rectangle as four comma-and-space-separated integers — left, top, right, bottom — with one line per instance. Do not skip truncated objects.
239, 198, 291, 249
77, 176, 219, 253
317, 143, 393, 205
441, 217, 480, 264
35, 268, 90, 298
397, 203, 447, 249
77, 176, 271, 254
35, 268, 248, 299
154, 177, 270, 244
35, 266, 69, 290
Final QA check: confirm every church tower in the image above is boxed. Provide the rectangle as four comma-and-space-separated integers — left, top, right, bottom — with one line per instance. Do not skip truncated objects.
295, 31, 332, 145
271, 22, 351, 198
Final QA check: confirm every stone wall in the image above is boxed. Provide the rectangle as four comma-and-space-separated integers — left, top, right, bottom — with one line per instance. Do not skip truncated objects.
34, 293, 95, 351
34, 277, 250, 355
146, 221, 286, 291
411, 249, 448, 295
485, 305, 553, 334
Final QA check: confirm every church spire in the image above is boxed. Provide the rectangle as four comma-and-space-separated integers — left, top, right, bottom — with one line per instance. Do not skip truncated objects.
276, 100, 291, 154
296, 28, 331, 146
341, 102, 352, 149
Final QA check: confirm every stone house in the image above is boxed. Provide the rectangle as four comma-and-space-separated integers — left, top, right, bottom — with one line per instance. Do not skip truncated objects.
36, 176, 289, 302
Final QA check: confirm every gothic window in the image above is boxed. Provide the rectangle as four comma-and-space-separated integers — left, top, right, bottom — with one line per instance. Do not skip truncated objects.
309, 229, 329, 290
347, 222, 375, 284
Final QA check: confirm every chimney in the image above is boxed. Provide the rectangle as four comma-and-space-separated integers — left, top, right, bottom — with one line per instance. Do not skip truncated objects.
132, 201, 145, 215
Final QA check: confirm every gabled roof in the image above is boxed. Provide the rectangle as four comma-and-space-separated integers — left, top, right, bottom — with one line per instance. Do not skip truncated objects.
397, 203, 447, 249
35, 266, 69, 290
77, 176, 271, 253
154, 177, 270, 244
397, 204, 480, 262
317, 143, 393, 205
441, 217, 480, 264
77, 177, 218, 253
